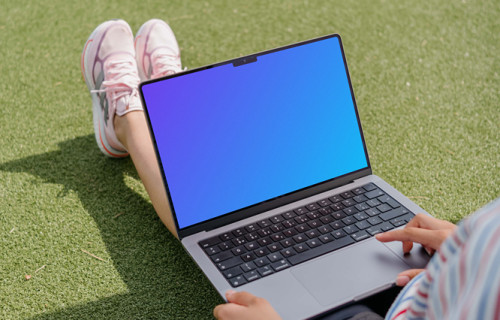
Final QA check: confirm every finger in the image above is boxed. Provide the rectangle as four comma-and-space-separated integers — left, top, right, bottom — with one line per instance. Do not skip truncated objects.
213, 303, 246, 320
226, 291, 259, 306
396, 269, 424, 286
375, 227, 443, 251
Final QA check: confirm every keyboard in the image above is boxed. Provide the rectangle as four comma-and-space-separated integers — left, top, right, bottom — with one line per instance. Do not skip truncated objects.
199, 183, 415, 287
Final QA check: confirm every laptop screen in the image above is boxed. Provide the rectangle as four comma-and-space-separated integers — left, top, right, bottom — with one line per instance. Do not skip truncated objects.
141, 35, 368, 230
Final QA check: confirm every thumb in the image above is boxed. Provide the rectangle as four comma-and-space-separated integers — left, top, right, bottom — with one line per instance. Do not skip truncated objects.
226, 291, 259, 306
396, 269, 424, 286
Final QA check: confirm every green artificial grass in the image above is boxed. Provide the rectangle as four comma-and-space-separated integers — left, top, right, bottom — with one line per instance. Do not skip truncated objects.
0, 0, 499, 319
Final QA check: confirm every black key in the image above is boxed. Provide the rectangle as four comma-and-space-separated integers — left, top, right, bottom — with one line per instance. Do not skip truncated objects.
254, 248, 269, 257
343, 207, 358, 215
390, 212, 414, 226
386, 199, 401, 209
306, 203, 320, 211
343, 225, 359, 234
258, 219, 271, 228
342, 216, 356, 225
267, 252, 284, 262
294, 243, 309, 253
257, 265, 274, 277
306, 211, 321, 219
318, 207, 333, 216
294, 207, 309, 215
355, 203, 370, 211
366, 199, 382, 207
295, 224, 310, 233
282, 211, 296, 219
320, 215, 334, 224
332, 230, 347, 239
319, 233, 334, 243
229, 275, 246, 287
368, 216, 383, 225
341, 191, 354, 199
293, 234, 307, 243
330, 203, 345, 211
332, 211, 346, 220
270, 224, 285, 233
351, 230, 370, 241
217, 256, 242, 270
243, 270, 260, 282
267, 243, 283, 252
329, 195, 343, 203
245, 232, 259, 242
366, 225, 383, 236
219, 241, 234, 251
270, 215, 284, 224
318, 199, 331, 207
241, 261, 257, 272
281, 248, 296, 257
352, 187, 366, 195
354, 212, 369, 221
283, 228, 297, 237
245, 224, 258, 233
363, 183, 377, 191
270, 233, 284, 242
377, 203, 392, 213
342, 199, 356, 207
307, 220, 320, 229
254, 257, 270, 267
223, 266, 243, 279
282, 220, 296, 228
392, 219, 406, 227
288, 236, 355, 265
257, 237, 271, 246
212, 251, 233, 263
271, 259, 290, 272
280, 238, 295, 248
232, 246, 246, 255
318, 225, 333, 234
295, 215, 309, 224
353, 195, 368, 203
306, 238, 321, 248
365, 189, 385, 199
232, 237, 247, 246
330, 221, 345, 230
241, 253, 255, 262
257, 228, 272, 237
219, 232, 235, 241
205, 246, 220, 256
355, 220, 371, 230
199, 236, 221, 249
365, 208, 380, 217
232, 228, 246, 237
244, 241, 258, 251
381, 222, 394, 232
305, 229, 319, 239
380, 207, 410, 221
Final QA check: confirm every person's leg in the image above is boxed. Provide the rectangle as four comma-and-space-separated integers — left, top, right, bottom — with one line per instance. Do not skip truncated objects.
82, 19, 181, 238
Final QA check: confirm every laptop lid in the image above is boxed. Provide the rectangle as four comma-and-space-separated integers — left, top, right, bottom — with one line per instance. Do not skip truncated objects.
140, 34, 371, 239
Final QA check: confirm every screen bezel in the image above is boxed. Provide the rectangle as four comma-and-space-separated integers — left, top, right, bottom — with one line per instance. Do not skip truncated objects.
139, 34, 372, 239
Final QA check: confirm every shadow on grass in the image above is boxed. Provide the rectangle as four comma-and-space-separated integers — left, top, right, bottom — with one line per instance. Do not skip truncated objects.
0, 135, 222, 319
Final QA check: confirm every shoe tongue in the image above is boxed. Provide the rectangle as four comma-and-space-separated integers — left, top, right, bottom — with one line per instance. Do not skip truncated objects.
152, 49, 181, 76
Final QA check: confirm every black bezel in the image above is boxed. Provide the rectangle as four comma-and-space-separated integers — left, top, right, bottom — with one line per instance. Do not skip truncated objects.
139, 34, 372, 239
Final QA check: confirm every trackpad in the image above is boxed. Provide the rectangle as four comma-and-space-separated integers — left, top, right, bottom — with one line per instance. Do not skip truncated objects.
291, 239, 409, 306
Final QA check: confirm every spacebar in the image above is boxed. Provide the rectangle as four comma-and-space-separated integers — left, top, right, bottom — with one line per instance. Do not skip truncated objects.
288, 236, 355, 266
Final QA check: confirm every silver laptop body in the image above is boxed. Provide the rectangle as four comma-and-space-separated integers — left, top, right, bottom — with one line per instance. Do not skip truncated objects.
139, 34, 430, 319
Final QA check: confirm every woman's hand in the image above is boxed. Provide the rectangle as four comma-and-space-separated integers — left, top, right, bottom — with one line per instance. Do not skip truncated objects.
375, 213, 457, 286
214, 290, 281, 320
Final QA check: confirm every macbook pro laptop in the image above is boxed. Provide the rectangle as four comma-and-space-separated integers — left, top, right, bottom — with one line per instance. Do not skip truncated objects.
139, 34, 430, 319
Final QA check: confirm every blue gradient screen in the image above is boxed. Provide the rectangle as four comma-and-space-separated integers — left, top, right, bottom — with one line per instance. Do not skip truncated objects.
142, 36, 368, 229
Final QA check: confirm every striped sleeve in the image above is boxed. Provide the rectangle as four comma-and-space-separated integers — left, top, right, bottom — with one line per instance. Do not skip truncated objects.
385, 197, 500, 320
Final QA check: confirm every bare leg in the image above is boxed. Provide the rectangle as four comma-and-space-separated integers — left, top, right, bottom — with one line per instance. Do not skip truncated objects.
114, 111, 178, 239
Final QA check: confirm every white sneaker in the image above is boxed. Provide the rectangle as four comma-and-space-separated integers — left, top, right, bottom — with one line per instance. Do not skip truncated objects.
81, 19, 143, 158
135, 19, 182, 81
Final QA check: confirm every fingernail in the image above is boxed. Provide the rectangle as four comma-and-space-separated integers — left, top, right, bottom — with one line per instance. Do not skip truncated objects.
375, 234, 383, 240
396, 276, 410, 286
226, 290, 236, 298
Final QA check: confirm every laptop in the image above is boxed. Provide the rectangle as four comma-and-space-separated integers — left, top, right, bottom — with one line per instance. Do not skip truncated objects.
139, 34, 430, 319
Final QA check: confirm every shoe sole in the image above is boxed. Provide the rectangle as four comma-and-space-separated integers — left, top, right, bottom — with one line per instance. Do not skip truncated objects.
81, 20, 129, 158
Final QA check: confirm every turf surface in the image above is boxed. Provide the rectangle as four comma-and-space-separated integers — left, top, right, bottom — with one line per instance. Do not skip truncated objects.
0, 0, 499, 319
